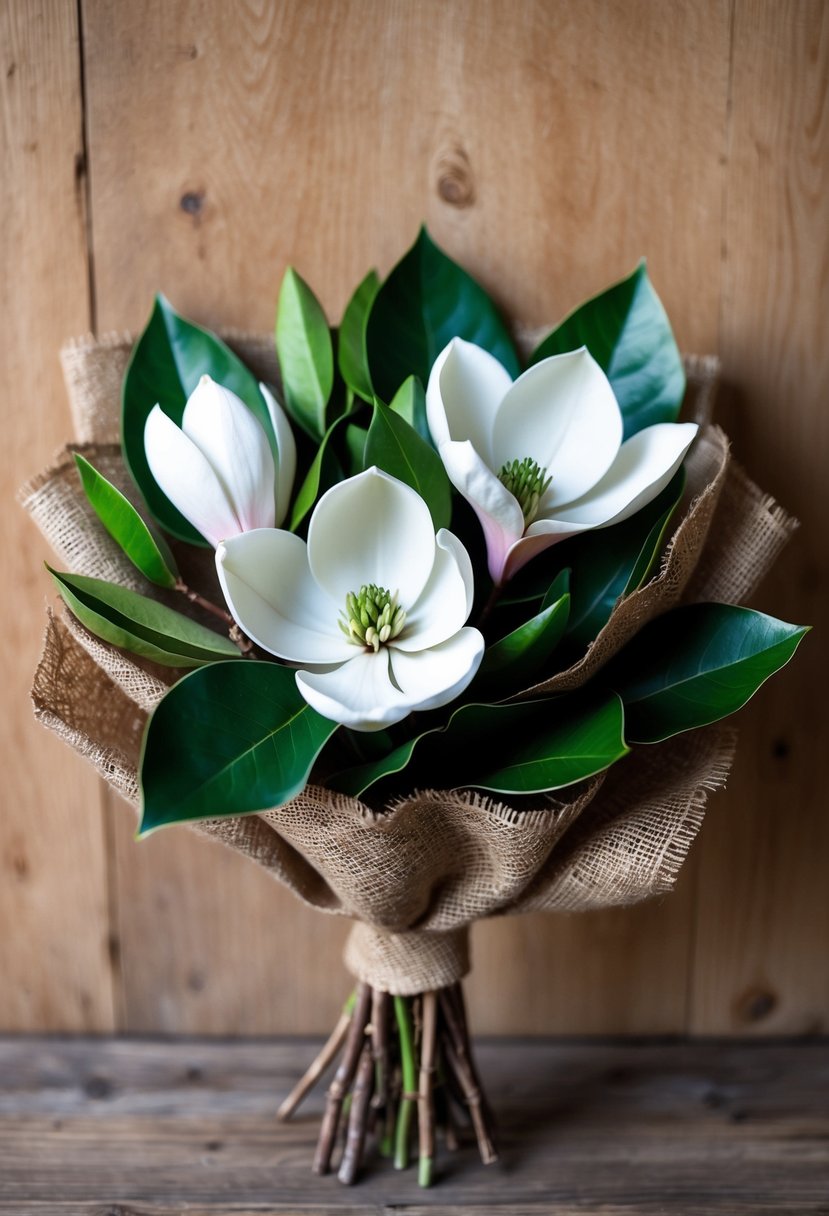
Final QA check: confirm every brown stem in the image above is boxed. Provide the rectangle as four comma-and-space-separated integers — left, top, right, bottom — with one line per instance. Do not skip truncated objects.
450, 983, 497, 1134
277, 1007, 352, 1122
438, 989, 497, 1165
417, 991, 438, 1187
337, 1041, 375, 1185
174, 578, 234, 625
313, 982, 372, 1175
370, 988, 390, 1115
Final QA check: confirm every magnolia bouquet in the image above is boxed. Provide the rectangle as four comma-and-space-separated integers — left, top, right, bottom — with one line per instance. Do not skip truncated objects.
26, 229, 806, 1186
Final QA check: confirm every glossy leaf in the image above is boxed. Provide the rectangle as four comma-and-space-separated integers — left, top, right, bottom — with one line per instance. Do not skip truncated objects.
122, 294, 272, 544
530, 262, 685, 439
389, 375, 431, 444
138, 660, 338, 834
330, 690, 627, 798
364, 398, 452, 531
74, 453, 178, 589
366, 226, 520, 402
479, 570, 570, 689
563, 469, 686, 647
289, 417, 346, 531
449, 693, 628, 794
344, 423, 369, 476
613, 603, 810, 743
338, 269, 380, 403
275, 267, 334, 441
48, 566, 240, 668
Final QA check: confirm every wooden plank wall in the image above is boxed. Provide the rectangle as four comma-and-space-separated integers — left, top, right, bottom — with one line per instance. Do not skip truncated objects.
2, 0, 826, 1036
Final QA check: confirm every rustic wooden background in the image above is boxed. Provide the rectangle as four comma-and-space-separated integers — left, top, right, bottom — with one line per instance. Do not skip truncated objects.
2, 0, 826, 1037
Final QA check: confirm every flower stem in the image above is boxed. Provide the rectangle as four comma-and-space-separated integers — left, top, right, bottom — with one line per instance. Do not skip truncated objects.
174, 579, 254, 656
393, 995, 417, 1171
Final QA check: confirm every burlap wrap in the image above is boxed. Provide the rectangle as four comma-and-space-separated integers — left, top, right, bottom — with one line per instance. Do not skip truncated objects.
20, 334, 798, 995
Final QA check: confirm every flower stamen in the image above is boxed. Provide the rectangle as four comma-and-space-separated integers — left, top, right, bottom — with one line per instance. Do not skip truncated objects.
339, 584, 407, 652
498, 457, 552, 527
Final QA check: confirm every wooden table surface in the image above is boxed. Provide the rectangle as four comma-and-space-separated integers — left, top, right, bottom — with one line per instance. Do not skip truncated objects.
1, 1037, 827, 1214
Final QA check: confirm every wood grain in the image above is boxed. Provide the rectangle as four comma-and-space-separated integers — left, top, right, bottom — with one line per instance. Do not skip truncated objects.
0, 1, 114, 1030
689, 0, 829, 1035
1, 1036, 827, 1210
79, 0, 731, 1035
3, 0, 825, 1035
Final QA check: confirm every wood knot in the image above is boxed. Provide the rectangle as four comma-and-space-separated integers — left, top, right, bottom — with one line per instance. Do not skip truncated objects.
180, 189, 205, 219
435, 144, 475, 209
734, 985, 777, 1024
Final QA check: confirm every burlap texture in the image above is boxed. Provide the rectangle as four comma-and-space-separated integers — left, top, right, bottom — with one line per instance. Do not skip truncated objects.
21, 335, 796, 994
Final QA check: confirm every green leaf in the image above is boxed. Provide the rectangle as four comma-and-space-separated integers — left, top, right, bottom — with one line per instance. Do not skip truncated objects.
530, 262, 685, 439
389, 375, 431, 444
138, 660, 338, 834
289, 417, 346, 531
338, 269, 380, 403
448, 694, 628, 794
479, 570, 570, 690
366, 227, 520, 402
344, 423, 369, 476
364, 398, 452, 531
563, 469, 686, 648
612, 603, 810, 743
74, 453, 178, 589
275, 267, 334, 441
48, 567, 240, 668
122, 294, 273, 544
329, 690, 628, 798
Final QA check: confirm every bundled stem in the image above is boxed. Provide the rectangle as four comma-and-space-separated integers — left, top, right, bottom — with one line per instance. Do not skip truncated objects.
286, 979, 496, 1187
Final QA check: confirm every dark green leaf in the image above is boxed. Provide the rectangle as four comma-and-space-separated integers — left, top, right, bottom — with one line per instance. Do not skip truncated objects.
479, 570, 570, 690
364, 398, 452, 531
74, 453, 178, 589
563, 469, 686, 648
338, 270, 380, 403
530, 262, 685, 439
289, 417, 346, 531
448, 694, 628, 794
138, 660, 338, 834
366, 226, 519, 402
275, 268, 334, 441
48, 566, 240, 667
613, 603, 810, 743
344, 423, 369, 476
122, 294, 273, 544
329, 690, 627, 798
389, 375, 431, 444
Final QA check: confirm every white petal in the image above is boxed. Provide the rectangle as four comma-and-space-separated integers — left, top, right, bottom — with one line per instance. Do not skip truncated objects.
296, 650, 410, 732
260, 382, 296, 527
492, 348, 623, 506
182, 376, 276, 532
500, 520, 590, 583
389, 628, 485, 713
307, 467, 436, 611
144, 404, 240, 546
426, 338, 513, 461
554, 422, 699, 528
439, 440, 525, 585
393, 529, 475, 652
216, 528, 353, 663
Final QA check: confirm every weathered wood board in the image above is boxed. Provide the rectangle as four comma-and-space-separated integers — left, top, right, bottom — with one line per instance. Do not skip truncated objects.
1, 0, 825, 1035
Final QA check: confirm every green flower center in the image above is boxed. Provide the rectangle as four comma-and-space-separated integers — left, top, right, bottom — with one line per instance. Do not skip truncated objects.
498, 456, 552, 526
340, 583, 407, 652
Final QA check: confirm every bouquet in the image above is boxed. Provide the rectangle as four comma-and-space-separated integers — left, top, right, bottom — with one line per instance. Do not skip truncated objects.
23, 229, 807, 1186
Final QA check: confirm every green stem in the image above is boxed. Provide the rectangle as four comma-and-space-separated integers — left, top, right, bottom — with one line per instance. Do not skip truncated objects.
393, 996, 416, 1170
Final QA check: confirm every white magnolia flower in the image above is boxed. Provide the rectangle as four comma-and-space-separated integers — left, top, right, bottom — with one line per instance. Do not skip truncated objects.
144, 375, 296, 546
426, 339, 698, 585
216, 468, 485, 732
